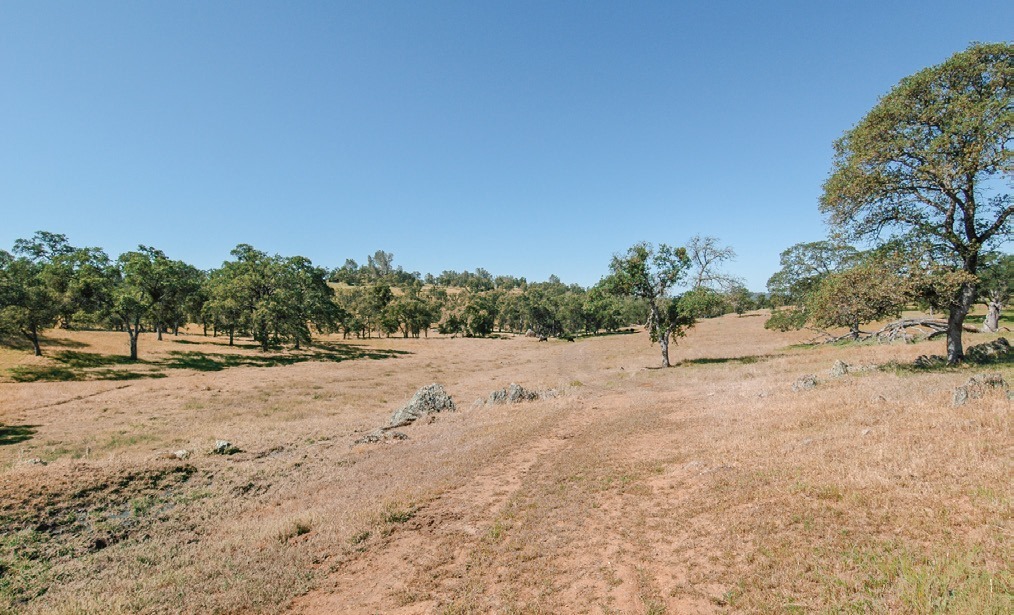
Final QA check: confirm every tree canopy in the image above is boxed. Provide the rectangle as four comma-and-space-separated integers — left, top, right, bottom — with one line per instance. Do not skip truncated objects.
820, 42, 1012, 362
603, 242, 694, 368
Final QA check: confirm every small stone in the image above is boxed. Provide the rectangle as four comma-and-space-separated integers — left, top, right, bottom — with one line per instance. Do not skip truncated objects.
173, 449, 191, 460
354, 429, 409, 445
861, 428, 872, 436
19, 457, 46, 466
211, 440, 240, 455
830, 360, 850, 378
792, 375, 818, 391
952, 386, 969, 407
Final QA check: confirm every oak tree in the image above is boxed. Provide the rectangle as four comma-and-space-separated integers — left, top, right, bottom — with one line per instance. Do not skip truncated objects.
820, 43, 1012, 363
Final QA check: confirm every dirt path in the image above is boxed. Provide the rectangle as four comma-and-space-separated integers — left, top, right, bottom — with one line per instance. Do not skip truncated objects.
293, 402, 580, 614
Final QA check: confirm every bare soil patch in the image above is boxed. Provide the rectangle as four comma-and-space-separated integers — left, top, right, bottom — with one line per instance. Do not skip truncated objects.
1, 315, 1010, 614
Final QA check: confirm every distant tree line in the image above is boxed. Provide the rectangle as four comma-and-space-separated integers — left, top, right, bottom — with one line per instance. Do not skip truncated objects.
0, 232, 762, 362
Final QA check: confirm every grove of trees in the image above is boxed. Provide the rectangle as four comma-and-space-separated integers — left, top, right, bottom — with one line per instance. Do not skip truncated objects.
0, 233, 763, 363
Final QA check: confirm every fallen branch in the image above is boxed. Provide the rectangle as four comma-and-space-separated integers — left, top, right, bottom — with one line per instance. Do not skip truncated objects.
806, 318, 979, 345
873, 318, 978, 342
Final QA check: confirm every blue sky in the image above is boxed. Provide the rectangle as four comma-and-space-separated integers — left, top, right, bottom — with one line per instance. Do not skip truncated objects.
1, 1, 1010, 290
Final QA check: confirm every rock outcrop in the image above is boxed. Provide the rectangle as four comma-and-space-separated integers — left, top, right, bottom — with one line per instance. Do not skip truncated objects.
389, 383, 456, 428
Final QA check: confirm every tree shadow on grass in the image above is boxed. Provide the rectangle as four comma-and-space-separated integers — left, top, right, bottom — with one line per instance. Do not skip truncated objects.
52, 351, 138, 368
674, 354, 774, 367
0, 424, 38, 446
8, 365, 167, 383
7, 342, 409, 381
0, 333, 89, 352
884, 353, 1013, 375
160, 343, 409, 372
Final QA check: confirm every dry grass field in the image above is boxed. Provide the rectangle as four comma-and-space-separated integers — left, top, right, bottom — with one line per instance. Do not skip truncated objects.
0, 312, 1010, 614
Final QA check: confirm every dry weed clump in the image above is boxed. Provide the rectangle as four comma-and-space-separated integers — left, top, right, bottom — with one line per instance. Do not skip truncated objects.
0, 313, 1010, 613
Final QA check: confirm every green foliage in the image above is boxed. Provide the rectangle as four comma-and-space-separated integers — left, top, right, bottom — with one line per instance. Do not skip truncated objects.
819, 42, 1012, 360
764, 307, 807, 332
0, 257, 60, 355
461, 291, 497, 337
2, 231, 742, 355
205, 245, 339, 350
603, 242, 692, 367
329, 250, 422, 286
805, 261, 907, 337
766, 241, 859, 305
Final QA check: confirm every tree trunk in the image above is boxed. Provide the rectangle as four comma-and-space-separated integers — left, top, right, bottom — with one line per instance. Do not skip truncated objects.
982, 295, 1002, 333
659, 328, 671, 368
127, 319, 140, 361
25, 324, 42, 357
946, 282, 977, 364
157, 323, 163, 341
229, 326, 234, 346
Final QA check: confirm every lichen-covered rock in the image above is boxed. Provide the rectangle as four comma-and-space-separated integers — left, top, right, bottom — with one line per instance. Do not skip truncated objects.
829, 360, 876, 378
792, 375, 818, 391
211, 440, 240, 455
389, 384, 456, 427
952, 372, 1008, 407
488, 383, 540, 405
966, 337, 1010, 363
829, 360, 850, 378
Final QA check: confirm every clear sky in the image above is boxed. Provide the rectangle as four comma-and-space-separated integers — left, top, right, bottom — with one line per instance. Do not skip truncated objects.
1, 1, 1010, 290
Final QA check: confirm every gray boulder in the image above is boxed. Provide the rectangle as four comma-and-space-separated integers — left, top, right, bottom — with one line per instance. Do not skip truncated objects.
966, 337, 1010, 363
389, 383, 456, 427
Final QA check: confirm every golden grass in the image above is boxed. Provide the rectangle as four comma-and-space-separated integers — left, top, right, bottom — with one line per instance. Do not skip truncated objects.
0, 313, 1010, 614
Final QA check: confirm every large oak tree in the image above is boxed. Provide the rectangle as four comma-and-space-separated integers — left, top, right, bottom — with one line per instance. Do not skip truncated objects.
820, 43, 1012, 363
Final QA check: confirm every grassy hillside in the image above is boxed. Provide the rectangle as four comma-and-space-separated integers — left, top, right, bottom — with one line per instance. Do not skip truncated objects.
0, 313, 1010, 614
